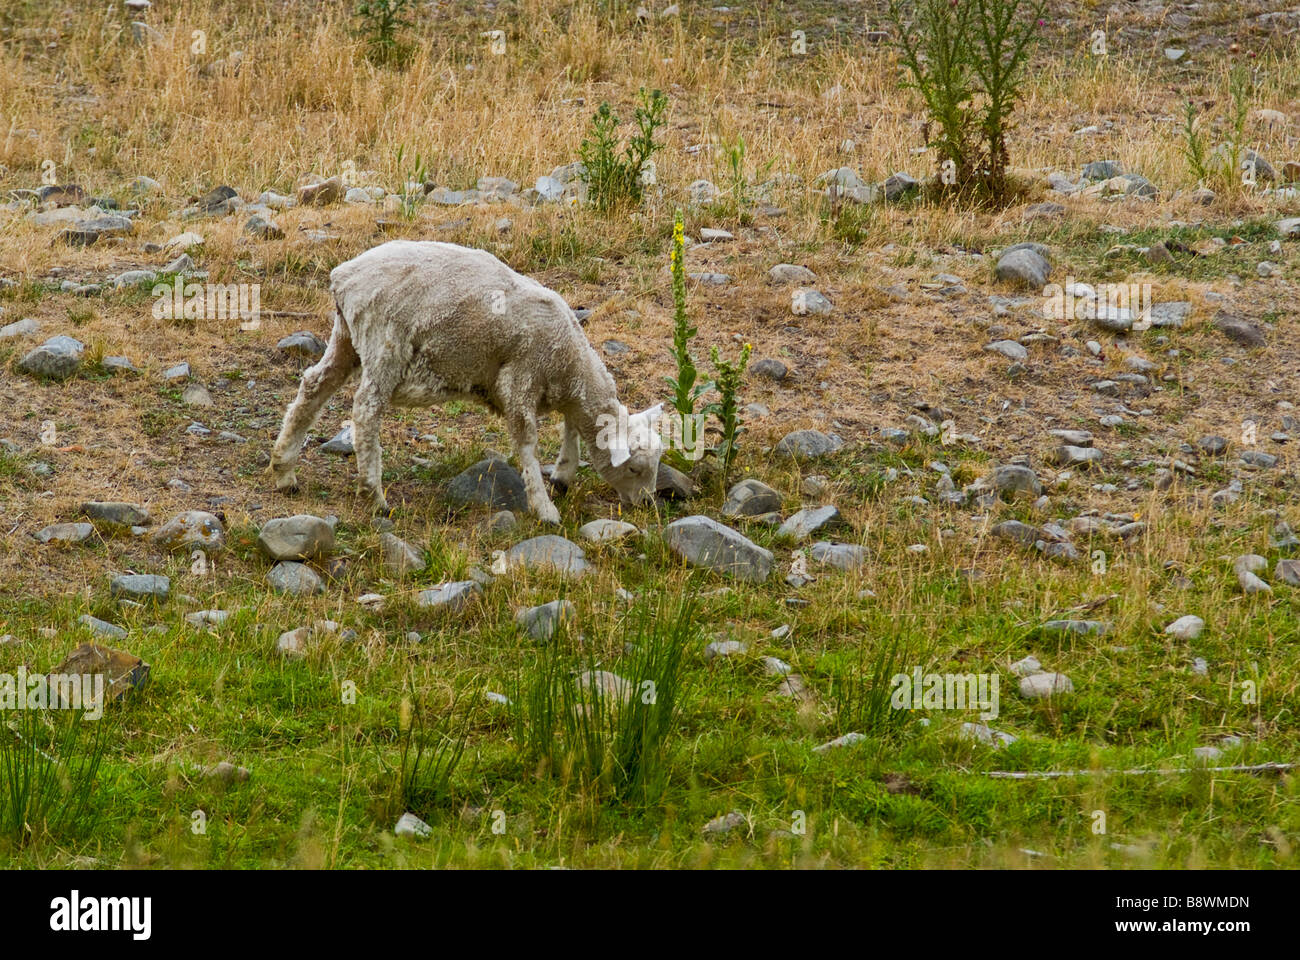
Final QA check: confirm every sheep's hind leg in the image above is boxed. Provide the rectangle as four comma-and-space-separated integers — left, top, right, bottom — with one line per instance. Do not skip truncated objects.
270, 320, 358, 492
352, 376, 391, 515
509, 411, 561, 525
551, 415, 580, 493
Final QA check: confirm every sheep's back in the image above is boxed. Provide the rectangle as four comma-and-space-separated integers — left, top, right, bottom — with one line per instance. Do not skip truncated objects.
329, 240, 594, 398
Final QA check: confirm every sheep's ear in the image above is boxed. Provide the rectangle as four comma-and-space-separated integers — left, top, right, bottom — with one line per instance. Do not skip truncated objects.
641, 403, 664, 420
609, 446, 631, 467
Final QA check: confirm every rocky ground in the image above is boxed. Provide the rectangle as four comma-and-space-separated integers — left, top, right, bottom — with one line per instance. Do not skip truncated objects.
0, 1, 1298, 867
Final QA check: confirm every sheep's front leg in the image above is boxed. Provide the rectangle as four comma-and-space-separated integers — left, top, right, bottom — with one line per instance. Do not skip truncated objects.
551, 415, 580, 492
352, 376, 389, 514
509, 411, 561, 525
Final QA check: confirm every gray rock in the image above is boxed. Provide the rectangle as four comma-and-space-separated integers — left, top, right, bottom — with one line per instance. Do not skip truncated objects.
77, 614, 127, 640
993, 521, 1041, 546
750, 357, 788, 381
320, 423, 354, 455
577, 519, 638, 543
34, 522, 95, 544
1215, 312, 1266, 349
991, 464, 1042, 499
722, 478, 782, 517
0, 317, 39, 340
82, 501, 150, 528
110, 574, 170, 600
1018, 672, 1074, 698
768, 263, 817, 284
504, 535, 590, 579
447, 458, 529, 511
985, 340, 1028, 361
515, 599, 576, 641
812, 732, 866, 753
1165, 615, 1204, 640
18, 335, 84, 380
1053, 445, 1103, 468
416, 580, 481, 613
1275, 559, 1300, 586
277, 331, 327, 359
774, 429, 842, 460
996, 248, 1051, 290
379, 532, 424, 576
1041, 619, 1111, 637
152, 510, 225, 552
701, 810, 747, 836
655, 461, 697, 500
663, 516, 772, 583
258, 515, 335, 561
1081, 160, 1122, 180
791, 289, 833, 315
810, 541, 866, 571
394, 812, 432, 839
704, 639, 748, 661
776, 505, 840, 541
265, 561, 324, 596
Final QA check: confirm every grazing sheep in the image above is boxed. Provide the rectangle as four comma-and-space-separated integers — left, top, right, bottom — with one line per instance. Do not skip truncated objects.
269, 240, 664, 523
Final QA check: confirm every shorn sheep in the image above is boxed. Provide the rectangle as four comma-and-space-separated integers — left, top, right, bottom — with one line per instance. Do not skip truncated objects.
270, 240, 665, 523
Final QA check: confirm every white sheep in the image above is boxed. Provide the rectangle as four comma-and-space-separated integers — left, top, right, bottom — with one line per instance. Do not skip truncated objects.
269, 240, 664, 523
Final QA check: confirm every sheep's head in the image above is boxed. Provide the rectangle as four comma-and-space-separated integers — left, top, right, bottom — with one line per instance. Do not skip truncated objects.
599, 403, 665, 505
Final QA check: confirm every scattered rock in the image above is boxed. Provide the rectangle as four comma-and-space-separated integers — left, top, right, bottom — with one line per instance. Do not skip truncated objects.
515, 599, 576, 641
504, 535, 590, 579
663, 516, 773, 583
265, 561, 324, 596
447, 458, 529, 511
258, 515, 335, 561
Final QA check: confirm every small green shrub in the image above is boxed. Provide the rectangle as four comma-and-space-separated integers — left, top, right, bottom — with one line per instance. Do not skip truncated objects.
355, 0, 415, 65
664, 211, 712, 463
577, 88, 668, 211
707, 342, 751, 488
887, 0, 1046, 202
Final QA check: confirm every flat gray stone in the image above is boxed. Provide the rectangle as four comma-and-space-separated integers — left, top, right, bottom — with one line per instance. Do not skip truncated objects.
258, 515, 335, 561
110, 573, 170, 600
774, 429, 842, 460
34, 522, 95, 544
722, 478, 782, 517
664, 516, 772, 583
379, 532, 424, 576
82, 501, 150, 527
77, 614, 127, 640
265, 561, 324, 596
777, 505, 840, 542
810, 541, 866, 571
504, 535, 589, 579
515, 599, 576, 641
18, 335, 84, 380
416, 580, 481, 613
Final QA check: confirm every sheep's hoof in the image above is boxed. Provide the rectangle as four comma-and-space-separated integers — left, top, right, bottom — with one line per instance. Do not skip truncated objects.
536, 504, 562, 526
546, 475, 571, 496
272, 469, 298, 493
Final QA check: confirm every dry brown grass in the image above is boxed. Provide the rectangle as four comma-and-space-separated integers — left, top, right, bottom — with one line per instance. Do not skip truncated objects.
0, 0, 1298, 595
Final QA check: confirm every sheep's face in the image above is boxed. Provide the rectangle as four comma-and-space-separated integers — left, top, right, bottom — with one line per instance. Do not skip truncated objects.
604, 404, 665, 505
